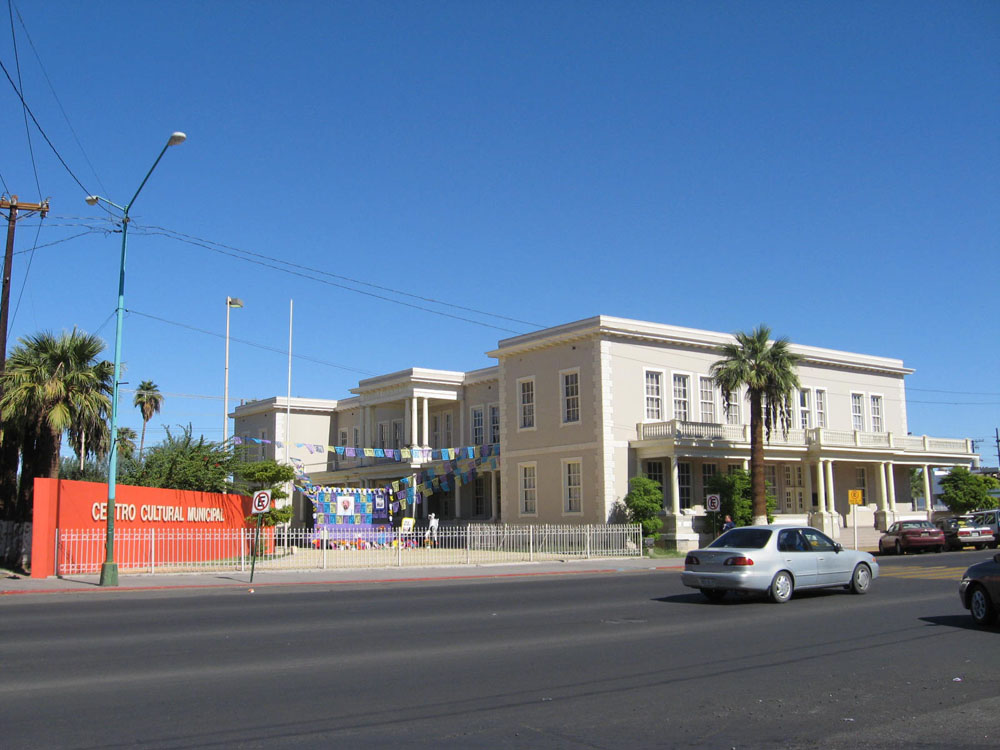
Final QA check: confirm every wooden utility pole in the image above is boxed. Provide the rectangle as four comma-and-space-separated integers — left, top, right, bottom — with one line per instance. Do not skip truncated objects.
1, 195, 50, 380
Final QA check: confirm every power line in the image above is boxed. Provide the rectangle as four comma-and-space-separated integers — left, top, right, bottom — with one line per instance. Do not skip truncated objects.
138, 224, 544, 333
126, 308, 377, 376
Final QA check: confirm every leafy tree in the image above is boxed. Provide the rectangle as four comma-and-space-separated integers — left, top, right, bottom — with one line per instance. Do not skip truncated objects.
233, 458, 296, 527
706, 469, 776, 528
0, 329, 112, 519
711, 325, 801, 524
59, 456, 107, 482
133, 380, 164, 458
623, 476, 664, 538
909, 468, 925, 502
939, 466, 996, 514
121, 425, 236, 492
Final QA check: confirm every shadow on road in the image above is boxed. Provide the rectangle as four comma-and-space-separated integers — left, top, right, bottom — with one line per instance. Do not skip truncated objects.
920, 614, 998, 632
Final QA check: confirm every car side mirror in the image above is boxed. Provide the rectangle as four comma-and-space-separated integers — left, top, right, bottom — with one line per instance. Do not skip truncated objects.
834, 543, 843, 553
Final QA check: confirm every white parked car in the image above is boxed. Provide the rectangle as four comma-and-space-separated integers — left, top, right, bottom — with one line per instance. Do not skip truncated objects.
682, 525, 879, 603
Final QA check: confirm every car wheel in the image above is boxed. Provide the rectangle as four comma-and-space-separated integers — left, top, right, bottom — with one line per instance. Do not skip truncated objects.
969, 584, 997, 626
895, 541, 903, 555
975, 544, 985, 551
700, 588, 727, 603
769, 571, 794, 603
849, 563, 872, 595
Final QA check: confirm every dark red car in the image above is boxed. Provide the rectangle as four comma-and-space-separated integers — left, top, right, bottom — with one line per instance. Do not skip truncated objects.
878, 520, 945, 555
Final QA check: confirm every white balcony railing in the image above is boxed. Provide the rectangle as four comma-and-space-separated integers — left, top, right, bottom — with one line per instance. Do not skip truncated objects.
637, 420, 972, 455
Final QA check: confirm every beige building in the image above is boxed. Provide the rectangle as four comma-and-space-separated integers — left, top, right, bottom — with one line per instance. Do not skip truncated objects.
233, 316, 978, 548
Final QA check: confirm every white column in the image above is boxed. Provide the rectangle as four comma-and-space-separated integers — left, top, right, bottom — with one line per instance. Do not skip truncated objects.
404, 398, 412, 449
670, 458, 681, 515
421, 397, 430, 448
824, 460, 836, 514
878, 462, 888, 511
361, 406, 370, 449
410, 397, 419, 447
816, 460, 826, 513
886, 462, 897, 511
742, 458, 749, 472
923, 464, 933, 520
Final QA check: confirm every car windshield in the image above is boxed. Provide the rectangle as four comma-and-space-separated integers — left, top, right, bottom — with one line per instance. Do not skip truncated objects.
901, 521, 934, 529
708, 528, 772, 549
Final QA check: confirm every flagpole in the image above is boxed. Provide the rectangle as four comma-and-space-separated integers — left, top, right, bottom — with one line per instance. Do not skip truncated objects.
286, 299, 293, 465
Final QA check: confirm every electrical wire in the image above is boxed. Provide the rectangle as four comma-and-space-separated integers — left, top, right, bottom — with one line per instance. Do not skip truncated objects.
139, 224, 545, 331
126, 308, 377, 376
8, 0, 41, 201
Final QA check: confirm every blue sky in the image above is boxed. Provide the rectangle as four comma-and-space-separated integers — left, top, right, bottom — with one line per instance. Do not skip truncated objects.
2, 1, 998, 461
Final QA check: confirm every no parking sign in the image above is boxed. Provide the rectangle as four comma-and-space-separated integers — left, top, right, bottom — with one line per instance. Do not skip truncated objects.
251, 490, 272, 514
706, 494, 721, 512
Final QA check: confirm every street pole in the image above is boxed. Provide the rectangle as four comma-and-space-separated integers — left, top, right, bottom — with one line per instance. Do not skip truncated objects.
87, 132, 186, 587
223, 296, 243, 444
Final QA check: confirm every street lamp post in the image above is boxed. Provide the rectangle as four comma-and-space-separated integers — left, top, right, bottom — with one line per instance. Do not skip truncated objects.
223, 296, 243, 444
86, 131, 186, 587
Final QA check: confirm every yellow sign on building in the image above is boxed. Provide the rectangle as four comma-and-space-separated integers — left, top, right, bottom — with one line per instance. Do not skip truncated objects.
848, 489, 864, 505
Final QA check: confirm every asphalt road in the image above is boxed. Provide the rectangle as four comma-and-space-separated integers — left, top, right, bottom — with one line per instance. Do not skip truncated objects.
1, 550, 997, 749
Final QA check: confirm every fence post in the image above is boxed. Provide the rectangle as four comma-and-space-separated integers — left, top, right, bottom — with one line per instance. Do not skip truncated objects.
397, 529, 402, 567
150, 529, 156, 575
529, 525, 534, 562
465, 526, 471, 565
322, 528, 328, 570
586, 525, 591, 559
240, 529, 246, 572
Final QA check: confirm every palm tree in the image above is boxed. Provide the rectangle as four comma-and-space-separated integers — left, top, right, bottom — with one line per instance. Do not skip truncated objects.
133, 380, 164, 458
0, 330, 112, 512
711, 325, 801, 525
116, 427, 138, 463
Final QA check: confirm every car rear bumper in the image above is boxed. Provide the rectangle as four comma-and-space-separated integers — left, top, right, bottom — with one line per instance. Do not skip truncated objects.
902, 537, 944, 549
681, 569, 773, 592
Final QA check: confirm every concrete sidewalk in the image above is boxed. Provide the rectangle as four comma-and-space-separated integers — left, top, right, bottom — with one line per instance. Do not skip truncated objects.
0, 556, 683, 596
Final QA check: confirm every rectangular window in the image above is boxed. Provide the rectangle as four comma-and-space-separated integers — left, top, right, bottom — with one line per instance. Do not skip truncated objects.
645, 460, 664, 491
677, 461, 692, 509
489, 405, 500, 444
799, 389, 811, 429
352, 427, 359, 450
784, 465, 793, 487
474, 477, 486, 516
562, 370, 580, 424
431, 415, 440, 450
519, 463, 537, 515
702, 463, 717, 500
519, 378, 535, 429
725, 389, 741, 425
764, 465, 777, 492
870, 395, 884, 432
815, 389, 827, 428
471, 407, 484, 445
673, 374, 690, 422
392, 420, 402, 449
377, 422, 388, 449
699, 377, 716, 423
444, 413, 453, 447
564, 460, 582, 513
851, 393, 865, 431
728, 463, 742, 475
339, 429, 348, 447
644, 371, 662, 420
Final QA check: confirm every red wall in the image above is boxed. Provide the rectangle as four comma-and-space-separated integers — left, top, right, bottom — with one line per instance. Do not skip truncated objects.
32, 478, 252, 578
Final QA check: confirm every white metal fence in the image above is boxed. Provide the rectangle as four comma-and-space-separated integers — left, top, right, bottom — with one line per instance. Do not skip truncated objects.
55, 524, 643, 576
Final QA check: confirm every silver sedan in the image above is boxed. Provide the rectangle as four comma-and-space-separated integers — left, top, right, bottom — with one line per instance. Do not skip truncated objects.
681, 525, 879, 603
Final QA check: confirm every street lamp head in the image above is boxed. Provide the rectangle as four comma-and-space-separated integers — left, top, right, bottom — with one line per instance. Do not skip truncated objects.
227, 297, 244, 309
85, 195, 100, 206
167, 132, 187, 147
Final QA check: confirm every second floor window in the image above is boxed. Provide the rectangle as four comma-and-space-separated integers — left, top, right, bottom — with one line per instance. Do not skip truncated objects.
799, 389, 811, 429
431, 415, 440, 449
489, 405, 500, 444
562, 371, 580, 423
645, 371, 662, 420
699, 377, 715, 423
870, 395, 884, 432
519, 379, 535, 429
815, 389, 827, 428
851, 393, 865, 431
673, 374, 690, 422
725, 389, 741, 425
472, 407, 484, 445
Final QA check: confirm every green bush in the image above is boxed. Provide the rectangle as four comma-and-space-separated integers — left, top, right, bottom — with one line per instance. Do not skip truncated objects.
623, 476, 664, 538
